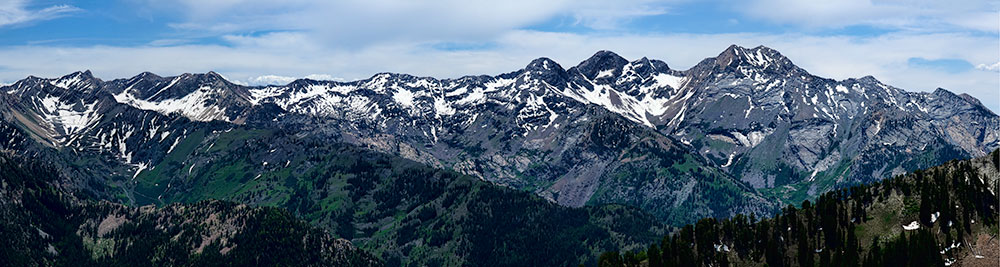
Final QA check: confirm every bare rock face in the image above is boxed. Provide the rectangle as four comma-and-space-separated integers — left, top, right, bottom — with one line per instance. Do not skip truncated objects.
654, 46, 998, 204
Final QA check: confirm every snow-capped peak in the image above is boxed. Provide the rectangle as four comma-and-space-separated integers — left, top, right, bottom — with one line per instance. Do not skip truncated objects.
48, 70, 99, 92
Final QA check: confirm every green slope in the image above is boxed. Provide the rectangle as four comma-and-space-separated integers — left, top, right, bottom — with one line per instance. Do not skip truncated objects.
129, 127, 668, 266
596, 149, 1000, 266
0, 154, 381, 266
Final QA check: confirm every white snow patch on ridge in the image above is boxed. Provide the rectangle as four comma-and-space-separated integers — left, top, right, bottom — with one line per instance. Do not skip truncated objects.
114, 86, 229, 122
484, 77, 515, 93
446, 87, 468, 97
721, 153, 736, 168
290, 85, 332, 104
38, 96, 102, 136
248, 86, 285, 104
149, 77, 181, 99
652, 73, 686, 90
132, 162, 148, 180
596, 69, 615, 79
434, 97, 455, 116
393, 88, 415, 107
50, 75, 84, 90
835, 85, 849, 93
731, 130, 769, 148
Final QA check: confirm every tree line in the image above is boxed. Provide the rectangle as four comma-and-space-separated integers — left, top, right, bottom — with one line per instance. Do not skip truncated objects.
596, 150, 999, 266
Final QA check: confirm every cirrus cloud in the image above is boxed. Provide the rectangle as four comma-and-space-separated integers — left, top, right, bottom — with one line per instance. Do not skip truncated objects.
0, 0, 80, 27
738, 0, 999, 32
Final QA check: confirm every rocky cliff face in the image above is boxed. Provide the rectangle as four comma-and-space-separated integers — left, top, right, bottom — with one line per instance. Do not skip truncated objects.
660, 45, 998, 204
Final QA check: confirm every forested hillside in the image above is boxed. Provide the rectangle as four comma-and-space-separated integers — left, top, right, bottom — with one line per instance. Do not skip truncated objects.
596, 150, 1000, 266
128, 127, 667, 266
0, 154, 381, 266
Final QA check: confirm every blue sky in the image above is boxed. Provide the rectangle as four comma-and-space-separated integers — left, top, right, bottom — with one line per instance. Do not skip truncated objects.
1, 0, 998, 111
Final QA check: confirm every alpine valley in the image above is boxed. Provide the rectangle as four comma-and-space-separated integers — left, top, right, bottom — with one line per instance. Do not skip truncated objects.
1, 45, 997, 266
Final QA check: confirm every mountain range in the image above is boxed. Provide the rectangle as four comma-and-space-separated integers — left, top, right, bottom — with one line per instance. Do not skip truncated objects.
1, 45, 997, 265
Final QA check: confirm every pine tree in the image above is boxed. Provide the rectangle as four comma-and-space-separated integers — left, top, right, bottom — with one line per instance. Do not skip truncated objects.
660, 236, 674, 266
862, 237, 881, 267
843, 225, 859, 267
677, 225, 696, 266
598, 251, 623, 267
647, 244, 663, 267
796, 220, 814, 267
764, 227, 784, 267
623, 251, 639, 267
695, 218, 718, 265
818, 249, 830, 267
919, 183, 933, 225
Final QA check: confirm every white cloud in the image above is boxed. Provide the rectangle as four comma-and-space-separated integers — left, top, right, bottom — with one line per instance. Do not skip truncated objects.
141, 0, 682, 48
563, 0, 674, 29
738, 0, 1000, 32
303, 74, 339, 81
742, 0, 885, 28
977, 62, 1000, 72
0, 0, 79, 27
241, 74, 342, 86
245, 75, 297, 86
221, 32, 323, 52
160, 0, 563, 44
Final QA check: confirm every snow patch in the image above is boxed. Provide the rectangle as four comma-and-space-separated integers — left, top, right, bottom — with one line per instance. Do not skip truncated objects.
132, 162, 148, 180
114, 86, 229, 122
721, 152, 736, 168
567, 78, 652, 126
595, 69, 615, 79
50, 77, 81, 89
434, 97, 456, 116
731, 130, 769, 148
248, 86, 285, 104
940, 241, 961, 254
483, 77, 515, 93
148, 77, 181, 99
446, 87, 467, 97
166, 137, 181, 154
652, 73, 686, 89
455, 88, 485, 105
292, 84, 334, 103
393, 88, 415, 107
37, 96, 102, 136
